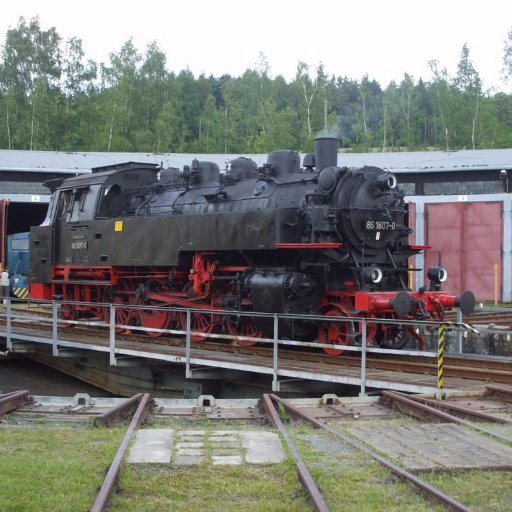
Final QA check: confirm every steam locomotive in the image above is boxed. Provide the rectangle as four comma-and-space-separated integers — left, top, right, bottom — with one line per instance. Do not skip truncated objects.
29, 137, 475, 354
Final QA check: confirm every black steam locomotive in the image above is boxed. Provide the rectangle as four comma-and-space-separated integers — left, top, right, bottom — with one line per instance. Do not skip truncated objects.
29, 137, 474, 354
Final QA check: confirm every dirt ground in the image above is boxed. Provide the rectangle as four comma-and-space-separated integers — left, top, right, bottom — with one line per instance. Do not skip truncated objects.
0, 355, 113, 396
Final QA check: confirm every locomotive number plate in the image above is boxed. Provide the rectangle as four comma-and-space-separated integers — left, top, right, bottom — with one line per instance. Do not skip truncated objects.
364, 219, 396, 231
71, 241, 88, 250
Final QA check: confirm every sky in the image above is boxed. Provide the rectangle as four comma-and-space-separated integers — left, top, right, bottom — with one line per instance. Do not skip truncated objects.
0, 0, 511, 92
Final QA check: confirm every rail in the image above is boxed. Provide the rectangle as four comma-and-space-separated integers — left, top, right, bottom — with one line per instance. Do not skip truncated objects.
381, 390, 512, 445
267, 394, 472, 512
0, 297, 479, 395
262, 394, 329, 512
91, 393, 152, 512
94, 392, 150, 427
0, 389, 31, 416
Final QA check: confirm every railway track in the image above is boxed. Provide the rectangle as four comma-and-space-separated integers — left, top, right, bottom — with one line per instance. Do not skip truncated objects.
3, 387, 512, 511
3, 307, 512, 386
265, 394, 472, 512
446, 308, 512, 328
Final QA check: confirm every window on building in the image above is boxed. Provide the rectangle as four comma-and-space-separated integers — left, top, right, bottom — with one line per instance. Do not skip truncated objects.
399, 183, 416, 195
424, 181, 503, 195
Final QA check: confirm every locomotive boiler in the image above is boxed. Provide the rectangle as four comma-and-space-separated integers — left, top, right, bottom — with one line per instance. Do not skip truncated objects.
29, 137, 475, 354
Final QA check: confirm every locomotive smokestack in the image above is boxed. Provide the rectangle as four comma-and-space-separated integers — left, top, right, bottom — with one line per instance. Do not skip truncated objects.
314, 137, 339, 171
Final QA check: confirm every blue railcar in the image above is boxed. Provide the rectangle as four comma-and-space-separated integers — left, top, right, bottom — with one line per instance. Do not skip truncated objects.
6, 231, 30, 299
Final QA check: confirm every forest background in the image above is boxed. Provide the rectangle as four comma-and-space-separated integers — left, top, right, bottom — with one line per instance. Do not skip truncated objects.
1, 17, 512, 155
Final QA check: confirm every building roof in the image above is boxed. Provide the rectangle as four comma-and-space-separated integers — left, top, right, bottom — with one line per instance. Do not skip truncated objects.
1, 147, 511, 175
338, 148, 512, 173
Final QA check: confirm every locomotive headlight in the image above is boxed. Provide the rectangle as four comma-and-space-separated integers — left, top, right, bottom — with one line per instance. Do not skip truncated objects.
376, 173, 397, 190
362, 266, 383, 284
387, 174, 397, 189
427, 265, 448, 283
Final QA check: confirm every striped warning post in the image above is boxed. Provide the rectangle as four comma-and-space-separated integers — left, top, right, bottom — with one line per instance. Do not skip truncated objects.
438, 323, 445, 390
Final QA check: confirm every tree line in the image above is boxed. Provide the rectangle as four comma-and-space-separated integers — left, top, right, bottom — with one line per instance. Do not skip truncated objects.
1, 17, 512, 155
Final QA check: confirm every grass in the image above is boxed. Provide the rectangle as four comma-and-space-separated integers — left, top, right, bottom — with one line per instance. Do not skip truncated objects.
0, 425, 124, 511
112, 417, 310, 511
112, 463, 310, 512
0, 416, 511, 511
112, 417, 441, 512
478, 302, 512, 308
422, 470, 512, 512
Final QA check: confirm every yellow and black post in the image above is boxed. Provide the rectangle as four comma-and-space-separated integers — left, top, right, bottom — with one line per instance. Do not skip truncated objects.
437, 323, 446, 399
436, 320, 477, 399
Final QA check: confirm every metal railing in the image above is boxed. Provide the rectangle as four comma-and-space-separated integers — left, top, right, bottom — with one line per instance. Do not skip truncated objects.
0, 297, 478, 395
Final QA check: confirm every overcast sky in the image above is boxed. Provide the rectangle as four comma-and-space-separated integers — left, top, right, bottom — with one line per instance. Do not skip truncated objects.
0, 0, 511, 92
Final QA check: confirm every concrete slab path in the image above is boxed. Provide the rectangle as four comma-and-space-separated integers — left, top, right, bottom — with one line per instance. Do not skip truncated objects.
128, 429, 285, 465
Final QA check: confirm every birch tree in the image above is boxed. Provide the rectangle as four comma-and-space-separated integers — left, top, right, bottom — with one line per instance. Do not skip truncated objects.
504, 26, 512, 82
0, 16, 61, 149
454, 44, 482, 149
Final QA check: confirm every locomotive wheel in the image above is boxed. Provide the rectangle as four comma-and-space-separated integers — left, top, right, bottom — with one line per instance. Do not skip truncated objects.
138, 303, 171, 337
60, 303, 77, 322
318, 305, 354, 356
375, 324, 409, 349
60, 290, 78, 327
377, 325, 426, 350
179, 311, 216, 342
58, 286, 80, 327
89, 286, 106, 321
103, 282, 134, 333
225, 317, 262, 347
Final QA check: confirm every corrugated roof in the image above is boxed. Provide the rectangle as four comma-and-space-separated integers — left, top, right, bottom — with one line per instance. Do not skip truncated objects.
0, 150, 263, 173
0, 147, 511, 174
338, 148, 512, 172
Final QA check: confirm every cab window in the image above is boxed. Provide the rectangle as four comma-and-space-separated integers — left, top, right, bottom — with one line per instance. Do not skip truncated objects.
57, 185, 101, 222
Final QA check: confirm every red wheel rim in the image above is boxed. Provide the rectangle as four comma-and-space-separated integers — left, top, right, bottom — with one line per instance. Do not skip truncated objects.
103, 282, 134, 333
226, 318, 262, 347
180, 311, 215, 342
89, 287, 105, 321
60, 302, 77, 327
138, 305, 170, 337
318, 307, 352, 356
60, 289, 77, 327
